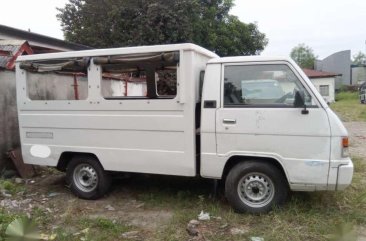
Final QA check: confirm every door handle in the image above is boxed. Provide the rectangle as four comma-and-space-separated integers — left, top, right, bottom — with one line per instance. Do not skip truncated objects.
223, 119, 236, 124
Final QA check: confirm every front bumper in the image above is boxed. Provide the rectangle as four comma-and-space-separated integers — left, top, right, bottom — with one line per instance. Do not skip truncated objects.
336, 161, 354, 190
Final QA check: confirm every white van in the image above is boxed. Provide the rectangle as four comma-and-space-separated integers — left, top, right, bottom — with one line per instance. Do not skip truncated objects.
16, 44, 353, 213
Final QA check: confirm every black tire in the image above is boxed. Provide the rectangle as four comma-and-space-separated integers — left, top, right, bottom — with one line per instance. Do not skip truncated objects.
225, 161, 288, 214
66, 155, 111, 200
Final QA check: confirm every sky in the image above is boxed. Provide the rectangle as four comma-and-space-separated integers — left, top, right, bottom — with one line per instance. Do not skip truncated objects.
232, 0, 366, 58
0, 0, 365, 59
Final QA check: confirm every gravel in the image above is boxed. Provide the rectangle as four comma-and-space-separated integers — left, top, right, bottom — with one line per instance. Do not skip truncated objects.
344, 122, 366, 158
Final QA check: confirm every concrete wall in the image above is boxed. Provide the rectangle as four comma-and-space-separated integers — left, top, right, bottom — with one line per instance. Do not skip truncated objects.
27, 72, 88, 100
315, 50, 351, 88
0, 70, 19, 170
309, 77, 335, 103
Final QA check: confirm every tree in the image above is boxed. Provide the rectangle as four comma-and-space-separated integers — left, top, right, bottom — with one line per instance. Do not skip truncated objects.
290, 44, 317, 69
352, 51, 366, 65
57, 0, 268, 56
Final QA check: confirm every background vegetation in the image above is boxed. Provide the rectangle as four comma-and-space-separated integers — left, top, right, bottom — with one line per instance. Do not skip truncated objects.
57, 0, 268, 56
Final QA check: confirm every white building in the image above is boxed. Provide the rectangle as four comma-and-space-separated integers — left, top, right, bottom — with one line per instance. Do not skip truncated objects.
302, 68, 340, 103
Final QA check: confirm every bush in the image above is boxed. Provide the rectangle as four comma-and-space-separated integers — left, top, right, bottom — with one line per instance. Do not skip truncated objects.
338, 85, 359, 92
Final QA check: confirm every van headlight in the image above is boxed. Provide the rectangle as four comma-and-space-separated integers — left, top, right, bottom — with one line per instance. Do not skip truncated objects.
341, 137, 349, 158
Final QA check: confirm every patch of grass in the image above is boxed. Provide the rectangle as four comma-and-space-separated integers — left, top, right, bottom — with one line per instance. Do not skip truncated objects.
0, 208, 55, 240
124, 175, 215, 210
331, 91, 366, 121
75, 217, 131, 240
153, 156, 366, 241
335, 91, 359, 101
0, 179, 26, 196
0, 210, 27, 240
31, 207, 53, 228
21, 216, 133, 241
0, 180, 17, 195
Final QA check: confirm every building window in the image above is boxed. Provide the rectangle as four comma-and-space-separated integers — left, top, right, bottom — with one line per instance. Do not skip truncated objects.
319, 85, 329, 96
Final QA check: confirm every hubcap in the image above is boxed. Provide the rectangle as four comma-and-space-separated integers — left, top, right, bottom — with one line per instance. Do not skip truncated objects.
237, 172, 275, 208
73, 164, 98, 192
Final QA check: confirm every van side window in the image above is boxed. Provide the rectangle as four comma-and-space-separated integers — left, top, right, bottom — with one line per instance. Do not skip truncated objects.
20, 58, 89, 100
96, 52, 178, 99
223, 64, 313, 107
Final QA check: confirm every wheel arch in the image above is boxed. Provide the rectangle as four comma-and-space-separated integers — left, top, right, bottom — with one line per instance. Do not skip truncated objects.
57, 152, 102, 172
222, 155, 289, 185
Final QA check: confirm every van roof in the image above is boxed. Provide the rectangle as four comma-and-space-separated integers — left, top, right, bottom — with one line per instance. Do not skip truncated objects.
208, 56, 292, 64
17, 43, 218, 62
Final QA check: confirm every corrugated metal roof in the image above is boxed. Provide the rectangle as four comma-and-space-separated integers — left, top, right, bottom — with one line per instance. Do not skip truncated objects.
0, 24, 91, 51
302, 68, 342, 78
0, 39, 27, 46
0, 40, 28, 69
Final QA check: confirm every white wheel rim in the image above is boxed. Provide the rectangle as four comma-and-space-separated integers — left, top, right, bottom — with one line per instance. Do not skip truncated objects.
73, 163, 98, 192
237, 172, 275, 208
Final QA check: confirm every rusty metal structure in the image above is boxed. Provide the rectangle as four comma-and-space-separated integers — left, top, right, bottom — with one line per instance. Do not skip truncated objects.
0, 40, 33, 70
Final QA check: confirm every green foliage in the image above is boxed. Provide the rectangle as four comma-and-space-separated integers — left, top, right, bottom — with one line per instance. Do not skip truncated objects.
352, 51, 366, 65
57, 0, 268, 56
290, 43, 317, 69
0, 180, 17, 195
0, 179, 26, 197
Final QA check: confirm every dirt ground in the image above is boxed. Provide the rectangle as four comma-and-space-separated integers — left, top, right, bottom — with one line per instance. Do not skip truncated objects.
344, 122, 366, 158
1, 172, 218, 240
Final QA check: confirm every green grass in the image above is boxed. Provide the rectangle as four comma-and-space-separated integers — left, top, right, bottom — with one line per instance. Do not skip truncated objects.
0, 209, 133, 241
331, 91, 366, 121
51, 217, 132, 241
0, 211, 25, 241
0, 180, 18, 195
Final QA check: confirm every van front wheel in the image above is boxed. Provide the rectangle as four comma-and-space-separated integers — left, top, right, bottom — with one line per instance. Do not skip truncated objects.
66, 155, 111, 199
225, 161, 288, 214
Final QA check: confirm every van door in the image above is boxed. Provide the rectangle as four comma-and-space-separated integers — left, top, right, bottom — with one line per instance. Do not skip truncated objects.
216, 63, 331, 188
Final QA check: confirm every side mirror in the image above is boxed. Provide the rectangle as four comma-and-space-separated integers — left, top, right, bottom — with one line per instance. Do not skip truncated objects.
294, 90, 309, 114
294, 91, 304, 107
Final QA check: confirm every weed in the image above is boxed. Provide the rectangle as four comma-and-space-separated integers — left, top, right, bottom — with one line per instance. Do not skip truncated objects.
0, 180, 17, 195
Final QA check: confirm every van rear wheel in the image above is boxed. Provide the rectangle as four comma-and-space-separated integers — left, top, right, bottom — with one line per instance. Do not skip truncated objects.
225, 161, 288, 214
66, 155, 111, 199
